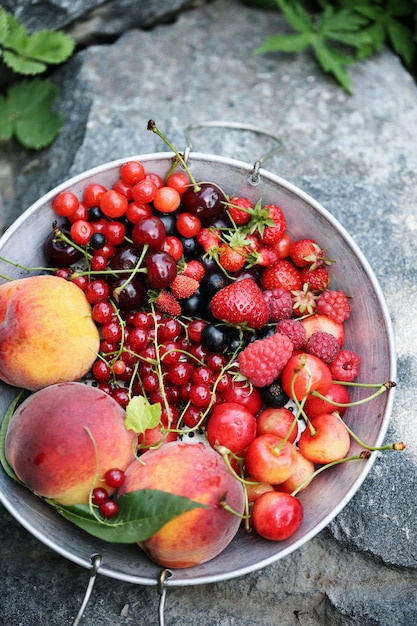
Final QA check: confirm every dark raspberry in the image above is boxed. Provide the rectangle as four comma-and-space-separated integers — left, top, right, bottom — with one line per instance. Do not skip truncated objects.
275, 319, 306, 350
263, 288, 293, 322
305, 331, 340, 364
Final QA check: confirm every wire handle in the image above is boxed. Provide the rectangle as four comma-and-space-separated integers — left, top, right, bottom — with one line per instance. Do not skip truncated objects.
72, 553, 102, 626
183, 121, 283, 184
157, 568, 172, 626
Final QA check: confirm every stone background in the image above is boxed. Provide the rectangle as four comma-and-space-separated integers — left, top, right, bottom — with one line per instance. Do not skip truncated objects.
0, 1, 416, 624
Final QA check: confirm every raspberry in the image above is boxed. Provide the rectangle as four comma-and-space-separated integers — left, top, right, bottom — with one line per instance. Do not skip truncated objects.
305, 331, 340, 364
263, 288, 293, 322
275, 319, 306, 350
329, 349, 360, 382
238, 332, 294, 387
316, 290, 351, 324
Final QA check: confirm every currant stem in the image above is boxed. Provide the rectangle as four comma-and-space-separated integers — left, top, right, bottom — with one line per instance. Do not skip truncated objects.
0, 255, 58, 276
147, 120, 200, 191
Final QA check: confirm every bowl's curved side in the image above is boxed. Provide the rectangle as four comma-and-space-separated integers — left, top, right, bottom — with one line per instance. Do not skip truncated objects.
0, 153, 396, 587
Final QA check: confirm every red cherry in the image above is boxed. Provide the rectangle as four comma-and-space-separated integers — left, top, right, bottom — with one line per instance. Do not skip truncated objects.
251, 491, 303, 541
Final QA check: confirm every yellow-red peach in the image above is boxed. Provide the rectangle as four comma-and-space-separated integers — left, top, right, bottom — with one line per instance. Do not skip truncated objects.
5, 382, 137, 505
118, 441, 245, 568
0, 274, 100, 391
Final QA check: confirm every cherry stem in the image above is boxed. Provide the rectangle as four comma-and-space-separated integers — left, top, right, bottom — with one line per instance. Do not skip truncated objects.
147, 120, 200, 191
332, 412, 406, 452
310, 381, 395, 408
290, 364, 316, 436
291, 451, 371, 497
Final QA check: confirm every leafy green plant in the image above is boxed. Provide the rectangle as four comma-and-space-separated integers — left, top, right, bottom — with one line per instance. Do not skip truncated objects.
253, 0, 416, 94
0, 7, 75, 149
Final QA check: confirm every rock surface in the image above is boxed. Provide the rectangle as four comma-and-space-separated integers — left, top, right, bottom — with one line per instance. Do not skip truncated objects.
1, 1, 417, 624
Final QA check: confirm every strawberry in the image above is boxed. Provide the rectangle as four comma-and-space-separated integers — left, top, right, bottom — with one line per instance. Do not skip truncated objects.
291, 284, 317, 316
245, 200, 286, 247
247, 245, 279, 269
261, 204, 287, 247
210, 278, 269, 329
153, 290, 181, 316
300, 266, 330, 293
183, 259, 205, 282
170, 275, 200, 299
289, 238, 327, 270
218, 243, 247, 273
197, 227, 220, 253
261, 259, 302, 293
238, 332, 294, 387
226, 196, 253, 225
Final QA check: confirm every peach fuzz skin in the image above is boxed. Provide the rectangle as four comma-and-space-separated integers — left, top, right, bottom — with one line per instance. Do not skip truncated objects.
118, 441, 245, 569
5, 382, 137, 506
0, 275, 100, 391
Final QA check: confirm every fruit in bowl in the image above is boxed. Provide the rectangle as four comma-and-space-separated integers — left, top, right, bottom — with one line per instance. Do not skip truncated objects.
0, 123, 401, 575
0, 275, 100, 391
4, 382, 137, 505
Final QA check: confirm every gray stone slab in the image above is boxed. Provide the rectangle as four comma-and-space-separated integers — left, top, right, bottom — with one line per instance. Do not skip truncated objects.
1, 0, 417, 624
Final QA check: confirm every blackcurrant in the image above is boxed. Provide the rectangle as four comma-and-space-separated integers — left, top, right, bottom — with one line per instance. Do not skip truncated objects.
90, 232, 106, 249
201, 324, 229, 354
260, 380, 290, 408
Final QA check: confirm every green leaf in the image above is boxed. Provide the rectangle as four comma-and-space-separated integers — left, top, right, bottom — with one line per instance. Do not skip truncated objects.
0, 7, 9, 45
320, 7, 369, 33
124, 395, 162, 435
3, 13, 28, 54
254, 31, 312, 54
53, 488, 206, 543
0, 95, 13, 141
312, 40, 353, 94
386, 18, 414, 67
275, 0, 312, 32
5, 78, 63, 149
24, 30, 75, 65
2, 49, 47, 75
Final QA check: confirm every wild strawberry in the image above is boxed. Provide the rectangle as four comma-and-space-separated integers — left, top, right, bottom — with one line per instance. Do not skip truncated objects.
305, 331, 340, 364
210, 278, 269, 329
170, 275, 200, 299
153, 290, 181, 316
329, 349, 360, 382
238, 332, 294, 387
183, 259, 205, 282
289, 238, 330, 270
263, 288, 293, 322
316, 289, 351, 324
218, 243, 247, 273
300, 266, 330, 293
261, 259, 302, 293
276, 319, 306, 350
226, 196, 252, 225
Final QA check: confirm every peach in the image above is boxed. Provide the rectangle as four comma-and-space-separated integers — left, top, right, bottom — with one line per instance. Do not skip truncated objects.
118, 441, 245, 568
0, 274, 100, 391
5, 382, 137, 505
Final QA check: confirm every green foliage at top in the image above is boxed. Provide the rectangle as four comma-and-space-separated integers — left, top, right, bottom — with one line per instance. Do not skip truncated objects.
253, 0, 417, 94
0, 7, 75, 149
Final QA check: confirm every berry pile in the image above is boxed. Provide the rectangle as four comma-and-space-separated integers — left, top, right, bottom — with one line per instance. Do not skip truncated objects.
40, 129, 398, 541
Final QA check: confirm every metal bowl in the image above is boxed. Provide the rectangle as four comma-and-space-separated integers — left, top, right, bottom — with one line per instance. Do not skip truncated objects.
0, 152, 396, 588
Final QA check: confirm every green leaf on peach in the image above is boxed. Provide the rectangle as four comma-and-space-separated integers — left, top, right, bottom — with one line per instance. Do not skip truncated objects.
52, 489, 207, 543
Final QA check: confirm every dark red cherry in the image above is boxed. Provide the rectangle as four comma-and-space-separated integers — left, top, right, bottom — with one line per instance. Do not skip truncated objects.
145, 251, 177, 288
110, 276, 147, 310
181, 183, 227, 224
110, 243, 142, 270
132, 215, 166, 250
44, 225, 83, 267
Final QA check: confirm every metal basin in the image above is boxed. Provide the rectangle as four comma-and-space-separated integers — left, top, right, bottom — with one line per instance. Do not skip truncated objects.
0, 152, 396, 588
